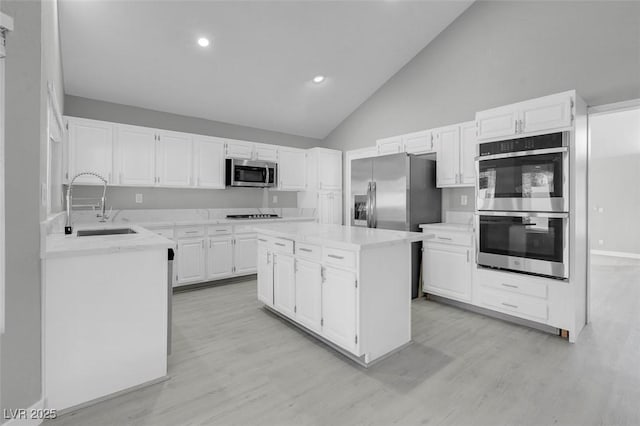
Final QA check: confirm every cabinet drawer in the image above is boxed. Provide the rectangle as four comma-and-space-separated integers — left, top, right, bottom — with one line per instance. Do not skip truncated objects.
175, 226, 205, 238
423, 230, 472, 246
296, 243, 321, 261
257, 236, 273, 246
208, 225, 233, 236
322, 247, 356, 270
271, 238, 294, 254
233, 224, 257, 234
476, 268, 548, 299
151, 227, 175, 240
480, 287, 548, 321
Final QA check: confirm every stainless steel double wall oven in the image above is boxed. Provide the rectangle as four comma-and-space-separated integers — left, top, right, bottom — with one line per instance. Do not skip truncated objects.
476, 132, 570, 279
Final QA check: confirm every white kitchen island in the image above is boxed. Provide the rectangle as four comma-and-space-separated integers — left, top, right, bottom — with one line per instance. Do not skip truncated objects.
253, 222, 428, 366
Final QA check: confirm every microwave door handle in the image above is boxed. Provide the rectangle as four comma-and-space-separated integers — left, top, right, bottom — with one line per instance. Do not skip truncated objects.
371, 182, 377, 228
265, 165, 269, 185
366, 182, 372, 228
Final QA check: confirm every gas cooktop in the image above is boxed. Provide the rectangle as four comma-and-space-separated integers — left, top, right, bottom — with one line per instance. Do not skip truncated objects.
225, 214, 281, 220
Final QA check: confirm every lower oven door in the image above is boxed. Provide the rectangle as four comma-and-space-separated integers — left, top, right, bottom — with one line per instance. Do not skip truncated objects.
476, 211, 569, 279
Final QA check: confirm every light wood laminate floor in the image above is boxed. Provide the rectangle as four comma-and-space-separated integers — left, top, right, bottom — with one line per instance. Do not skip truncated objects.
48, 256, 640, 426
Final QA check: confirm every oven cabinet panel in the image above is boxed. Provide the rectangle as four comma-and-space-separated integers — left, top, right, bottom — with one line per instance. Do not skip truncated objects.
423, 242, 472, 303
476, 107, 518, 141
475, 268, 552, 323
520, 93, 573, 135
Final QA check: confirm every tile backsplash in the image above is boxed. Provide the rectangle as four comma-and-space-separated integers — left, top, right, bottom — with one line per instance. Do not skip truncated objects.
442, 187, 475, 214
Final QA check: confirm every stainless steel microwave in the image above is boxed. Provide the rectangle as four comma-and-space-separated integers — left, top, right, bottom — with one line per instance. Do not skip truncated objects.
225, 159, 278, 188
476, 132, 569, 212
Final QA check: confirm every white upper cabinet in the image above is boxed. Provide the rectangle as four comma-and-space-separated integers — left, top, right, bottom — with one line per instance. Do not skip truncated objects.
254, 143, 278, 162
520, 92, 573, 134
459, 121, 477, 185
115, 124, 157, 186
157, 131, 193, 187
67, 117, 114, 184
194, 136, 226, 189
476, 91, 575, 141
435, 125, 460, 187
278, 147, 306, 191
316, 149, 342, 191
402, 130, 436, 155
476, 107, 518, 141
376, 136, 403, 155
226, 140, 254, 160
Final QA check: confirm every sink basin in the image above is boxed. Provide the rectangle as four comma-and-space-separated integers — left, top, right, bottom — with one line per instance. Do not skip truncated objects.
77, 228, 137, 237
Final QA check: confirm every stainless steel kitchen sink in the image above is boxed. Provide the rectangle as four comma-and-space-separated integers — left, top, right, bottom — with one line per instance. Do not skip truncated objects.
76, 228, 137, 237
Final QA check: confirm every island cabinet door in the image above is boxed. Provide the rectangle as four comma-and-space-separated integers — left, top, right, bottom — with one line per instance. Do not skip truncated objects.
294, 259, 322, 333
321, 267, 358, 354
257, 243, 273, 305
273, 254, 296, 318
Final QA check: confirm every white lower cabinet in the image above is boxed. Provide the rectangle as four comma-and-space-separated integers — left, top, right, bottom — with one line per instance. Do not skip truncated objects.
273, 253, 296, 318
234, 234, 257, 274
321, 267, 358, 353
207, 235, 234, 280
176, 238, 206, 284
423, 242, 472, 302
257, 241, 273, 305
294, 259, 322, 333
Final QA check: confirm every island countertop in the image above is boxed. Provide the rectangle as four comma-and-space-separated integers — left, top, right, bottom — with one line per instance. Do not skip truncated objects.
252, 222, 429, 250
44, 224, 175, 259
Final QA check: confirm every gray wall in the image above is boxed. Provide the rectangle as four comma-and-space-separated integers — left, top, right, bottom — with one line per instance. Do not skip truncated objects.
1, 0, 49, 417
64, 95, 321, 210
589, 107, 640, 255
323, 1, 640, 152
71, 185, 298, 210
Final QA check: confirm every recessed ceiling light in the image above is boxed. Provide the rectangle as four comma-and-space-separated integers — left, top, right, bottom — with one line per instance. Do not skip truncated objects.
312, 75, 326, 84
197, 37, 210, 48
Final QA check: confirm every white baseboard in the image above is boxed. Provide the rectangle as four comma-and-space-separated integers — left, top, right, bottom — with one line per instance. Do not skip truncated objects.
3, 398, 44, 426
591, 250, 640, 260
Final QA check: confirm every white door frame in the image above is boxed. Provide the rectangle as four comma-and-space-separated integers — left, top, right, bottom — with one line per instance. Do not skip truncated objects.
585, 98, 640, 324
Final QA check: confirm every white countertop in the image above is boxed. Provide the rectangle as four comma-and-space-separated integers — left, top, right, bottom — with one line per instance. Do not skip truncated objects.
253, 223, 429, 250
44, 224, 175, 259
136, 216, 315, 229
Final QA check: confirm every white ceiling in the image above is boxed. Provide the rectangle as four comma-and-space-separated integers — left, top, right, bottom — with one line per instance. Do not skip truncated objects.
59, 1, 473, 139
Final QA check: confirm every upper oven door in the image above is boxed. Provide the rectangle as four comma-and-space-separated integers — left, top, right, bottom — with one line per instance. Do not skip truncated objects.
226, 159, 277, 187
477, 147, 568, 212
477, 211, 569, 279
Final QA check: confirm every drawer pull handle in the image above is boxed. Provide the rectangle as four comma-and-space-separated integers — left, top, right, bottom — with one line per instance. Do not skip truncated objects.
214, 229, 228, 232
328, 254, 344, 260
299, 248, 313, 252
501, 283, 519, 289
258, 238, 267, 242
437, 236, 453, 240
501, 302, 518, 309
275, 242, 286, 247
184, 231, 200, 234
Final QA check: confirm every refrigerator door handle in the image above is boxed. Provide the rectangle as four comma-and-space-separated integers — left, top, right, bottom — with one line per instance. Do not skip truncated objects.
366, 182, 372, 228
371, 181, 377, 228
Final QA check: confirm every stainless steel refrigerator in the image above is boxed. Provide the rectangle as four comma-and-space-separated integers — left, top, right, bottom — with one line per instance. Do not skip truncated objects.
351, 153, 441, 298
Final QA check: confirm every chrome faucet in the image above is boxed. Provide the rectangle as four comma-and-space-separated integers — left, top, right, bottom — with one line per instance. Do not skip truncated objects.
65, 171, 109, 235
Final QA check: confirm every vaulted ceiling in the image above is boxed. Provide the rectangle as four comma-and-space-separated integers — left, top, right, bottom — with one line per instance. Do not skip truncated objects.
60, 1, 473, 139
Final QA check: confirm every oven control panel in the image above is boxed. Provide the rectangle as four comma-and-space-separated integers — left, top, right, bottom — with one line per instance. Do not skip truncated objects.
478, 132, 565, 157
